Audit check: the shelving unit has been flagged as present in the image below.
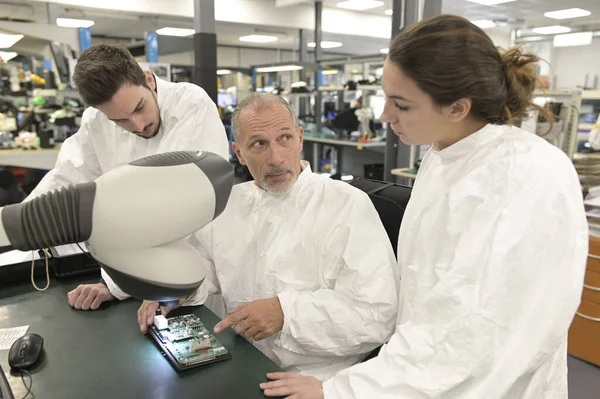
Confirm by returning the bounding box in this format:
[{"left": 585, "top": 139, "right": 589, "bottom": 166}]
[{"left": 532, "top": 89, "right": 582, "bottom": 160}]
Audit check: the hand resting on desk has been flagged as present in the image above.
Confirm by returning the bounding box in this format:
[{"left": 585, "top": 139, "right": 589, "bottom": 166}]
[{"left": 68, "top": 283, "right": 115, "bottom": 310}]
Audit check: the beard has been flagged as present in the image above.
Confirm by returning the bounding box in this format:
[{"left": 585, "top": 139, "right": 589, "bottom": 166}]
[
  {"left": 132, "top": 117, "right": 162, "bottom": 139},
  {"left": 132, "top": 94, "right": 161, "bottom": 139},
  {"left": 260, "top": 166, "right": 298, "bottom": 195}
]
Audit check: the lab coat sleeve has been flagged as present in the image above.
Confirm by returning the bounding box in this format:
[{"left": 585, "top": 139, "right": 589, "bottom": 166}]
[
  {"left": 276, "top": 193, "right": 399, "bottom": 357},
  {"left": 25, "top": 111, "right": 102, "bottom": 200},
  {"left": 159, "top": 85, "right": 230, "bottom": 161},
  {"left": 181, "top": 227, "right": 222, "bottom": 307},
  {"left": 322, "top": 163, "right": 588, "bottom": 398},
  {"left": 101, "top": 267, "right": 131, "bottom": 301}
]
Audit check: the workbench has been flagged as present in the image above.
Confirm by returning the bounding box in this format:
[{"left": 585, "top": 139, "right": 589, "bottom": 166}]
[
  {"left": 303, "top": 134, "right": 386, "bottom": 175},
  {"left": 0, "top": 148, "right": 59, "bottom": 170},
  {"left": 0, "top": 275, "right": 283, "bottom": 399}
]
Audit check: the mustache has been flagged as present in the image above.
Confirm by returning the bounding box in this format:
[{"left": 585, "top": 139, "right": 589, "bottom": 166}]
[
  {"left": 133, "top": 123, "right": 154, "bottom": 134},
  {"left": 263, "top": 167, "right": 293, "bottom": 177}
]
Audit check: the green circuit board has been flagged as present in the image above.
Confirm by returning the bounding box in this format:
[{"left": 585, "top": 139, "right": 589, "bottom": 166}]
[{"left": 149, "top": 314, "right": 231, "bottom": 370}]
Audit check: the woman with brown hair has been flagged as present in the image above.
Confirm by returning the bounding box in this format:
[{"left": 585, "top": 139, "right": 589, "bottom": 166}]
[{"left": 260, "top": 14, "right": 588, "bottom": 399}]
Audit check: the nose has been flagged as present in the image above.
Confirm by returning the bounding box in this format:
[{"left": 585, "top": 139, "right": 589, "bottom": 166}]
[
  {"left": 380, "top": 100, "right": 397, "bottom": 124},
  {"left": 267, "top": 144, "right": 285, "bottom": 167},
  {"left": 131, "top": 114, "right": 146, "bottom": 132}
]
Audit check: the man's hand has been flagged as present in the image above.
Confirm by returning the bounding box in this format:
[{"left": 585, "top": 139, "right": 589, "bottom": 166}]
[
  {"left": 137, "top": 299, "right": 184, "bottom": 334},
  {"left": 260, "top": 372, "right": 324, "bottom": 399},
  {"left": 67, "top": 283, "right": 115, "bottom": 310},
  {"left": 214, "top": 297, "right": 284, "bottom": 341}
]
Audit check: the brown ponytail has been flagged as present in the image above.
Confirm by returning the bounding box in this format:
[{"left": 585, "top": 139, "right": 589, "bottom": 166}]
[{"left": 501, "top": 46, "right": 553, "bottom": 130}]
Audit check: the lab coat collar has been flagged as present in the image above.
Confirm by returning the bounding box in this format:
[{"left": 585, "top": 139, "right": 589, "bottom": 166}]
[
  {"left": 155, "top": 75, "right": 168, "bottom": 118},
  {"left": 432, "top": 123, "right": 509, "bottom": 162}
]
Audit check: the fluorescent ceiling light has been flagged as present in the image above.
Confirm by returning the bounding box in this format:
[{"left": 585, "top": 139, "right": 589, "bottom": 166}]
[
  {"left": 380, "top": 48, "right": 389, "bottom": 54},
  {"left": 322, "top": 69, "right": 339, "bottom": 75},
  {"left": 56, "top": 18, "right": 94, "bottom": 28},
  {"left": 532, "top": 25, "right": 571, "bottom": 34},
  {"left": 0, "top": 33, "right": 23, "bottom": 49},
  {"left": 217, "top": 69, "right": 232, "bottom": 75},
  {"left": 466, "top": 0, "right": 516, "bottom": 5},
  {"left": 307, "top": 41, "right": 343, "bottom": 48},
  {"left": 239, "top": 35, "right": 278, "bottom": 43},
  {"left": 471, "top": 19, "right": 496, "bottom": 29},
  {"left": 553, "top": 31, "right": 593, "bottom": 47},
  {"left": 385, "top": 9, "right": 393, "bottom": 15},
  {"left": 156, "top": 27, "right": 194, "bottom": 36},
  {"left": 255, "top": 65, "right": 303, "bottom": 73},
  {"left": 0, "top": 51, "right": 18, "bottom": 61},
  {"left": 544, "top": 8, "right": 591, "bottom": 20},
  {"left": 337, "top": 0, "right": 384, "bottom": 11}
]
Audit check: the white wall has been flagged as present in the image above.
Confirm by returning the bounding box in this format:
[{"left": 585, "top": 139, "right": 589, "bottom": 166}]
[
  {"left": 485, "top": 28, "right": 511, "bottom": 49},
  {"left": 521, "top": 38, "right": 600, "bottom": 89},
  {"left": 522, "top": 40, "right": 554, "bottom": 77},
  {"left": 552, "top": 38, "right": 600, "bottom": 89},
  {"left": 159, "top": 46, "right": 316, "bottom": 68}
]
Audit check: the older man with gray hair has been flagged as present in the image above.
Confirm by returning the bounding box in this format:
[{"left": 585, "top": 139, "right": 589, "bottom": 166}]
[{"left": 123, "top": 92, "right": 399, "bottom": 380}]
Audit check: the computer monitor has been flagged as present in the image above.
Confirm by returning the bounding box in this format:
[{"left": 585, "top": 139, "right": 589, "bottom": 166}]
[
  {"left": 217, "top": 92, "right": 234, "bottom": 108},
  {"left": 49, "top": 42, "right": 71, "bottom": 84},
  {"left": 323, "top": 102, "right": 337, "bottom": 121}
]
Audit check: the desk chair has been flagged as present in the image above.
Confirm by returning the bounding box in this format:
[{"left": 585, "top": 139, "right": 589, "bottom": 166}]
[
  {"left": 348, "top": 177, "right": 412, "bottom": 362},
  {"left": 224, "top": 124, "right": 252, "bottom": 183},
  {"left": 348, "top": 178, "right": 412, "bottom": 257}
]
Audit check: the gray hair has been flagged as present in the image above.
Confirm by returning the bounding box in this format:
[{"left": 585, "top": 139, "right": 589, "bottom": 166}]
[{"left": 231, "top": 93, "right": 299, "bottom": 141}]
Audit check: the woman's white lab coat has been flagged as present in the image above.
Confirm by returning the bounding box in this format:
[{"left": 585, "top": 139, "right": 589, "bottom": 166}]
[{"left": 323, "top": 124, "right": 588, "bottom": 398}]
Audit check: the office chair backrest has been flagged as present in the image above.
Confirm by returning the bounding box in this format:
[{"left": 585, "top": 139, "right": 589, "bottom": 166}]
[{"left": 349, "top": 177, "right": 412, "bottom": 256}]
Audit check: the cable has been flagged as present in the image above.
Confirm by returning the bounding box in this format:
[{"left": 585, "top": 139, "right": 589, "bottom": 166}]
[
  {"left": 75, "top": 242, "right": 95, "bottom": 261},
  {"left": 20, "top": 369, "right": 32, "bottom": 399},
  {"left": 30, "top": 249, "right": 50, "bottom": 291}
]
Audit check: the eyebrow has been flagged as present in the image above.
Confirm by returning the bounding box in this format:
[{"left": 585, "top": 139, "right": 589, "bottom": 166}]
[
  {"left": 109, "top": 98, "right": 144, "bottom": 122},
  {"left": 247, "top": 128, "right": 294, "bottom": 142},
  {"left": 388, "top": 95, "right": 413, "bottom": 103}
]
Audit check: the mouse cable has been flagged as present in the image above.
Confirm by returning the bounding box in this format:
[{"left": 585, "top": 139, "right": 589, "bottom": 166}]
[
  {"left": 20, "top": 369, "right": 32, "bottom": 399},
  {"left": 30, "top": 249, "right": 50, "bottom": 291}
]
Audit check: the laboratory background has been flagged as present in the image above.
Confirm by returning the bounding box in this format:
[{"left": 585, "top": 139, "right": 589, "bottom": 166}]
[{"left": 0, "top": 0, "right": 599, "bottom": 398}]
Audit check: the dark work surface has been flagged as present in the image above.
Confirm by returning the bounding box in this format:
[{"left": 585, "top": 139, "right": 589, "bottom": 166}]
[{"left": 0, "top": 275, "right": 282, "bottom": 399}]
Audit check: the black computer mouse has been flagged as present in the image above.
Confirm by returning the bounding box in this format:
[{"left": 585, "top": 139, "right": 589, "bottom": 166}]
[{"left": 8, "top": 333, "right": 44, "bottom": 370}]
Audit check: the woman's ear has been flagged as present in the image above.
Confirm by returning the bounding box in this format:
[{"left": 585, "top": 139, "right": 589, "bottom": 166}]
[{"left": 445, "top": 98, "right": 472, "bottom": 123}]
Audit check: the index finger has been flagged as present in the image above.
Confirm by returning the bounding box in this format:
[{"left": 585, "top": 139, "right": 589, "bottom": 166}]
[
  {"left": 214, "top": 309, "right": 249, "bottom": 333},
  {"left": 266, "top": 372, "right": 301, "bottom": 380}
]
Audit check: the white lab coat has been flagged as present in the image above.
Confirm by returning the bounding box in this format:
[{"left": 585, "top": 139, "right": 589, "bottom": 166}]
[
  {"left": 105, "top": 161, "right": 399, "bottom": 380},
  {"left": 26, "top": 76, "right": 229, "bottom": 199},
  {"left": 323, "top": 124, "right": 588, "bottom": 398}
]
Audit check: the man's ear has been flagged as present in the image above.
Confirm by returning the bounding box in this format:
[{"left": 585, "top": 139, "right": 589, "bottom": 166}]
[
  {"left": 232, "top": 142, "right": 246, "bottom": 166},
  {"left": 298, "top": 127, "right": 304, "bottom": 152},
  {"left": 144, "top": 71, "right": 155, "bottom": 90},
  {"left": 445, "top": 98, "right": 472, "bottom": 123}
]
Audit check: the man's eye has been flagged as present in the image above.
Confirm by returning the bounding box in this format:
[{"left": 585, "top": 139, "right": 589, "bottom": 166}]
[{"left": 252, "top": 141, "right": 264, "bottom": 148}]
